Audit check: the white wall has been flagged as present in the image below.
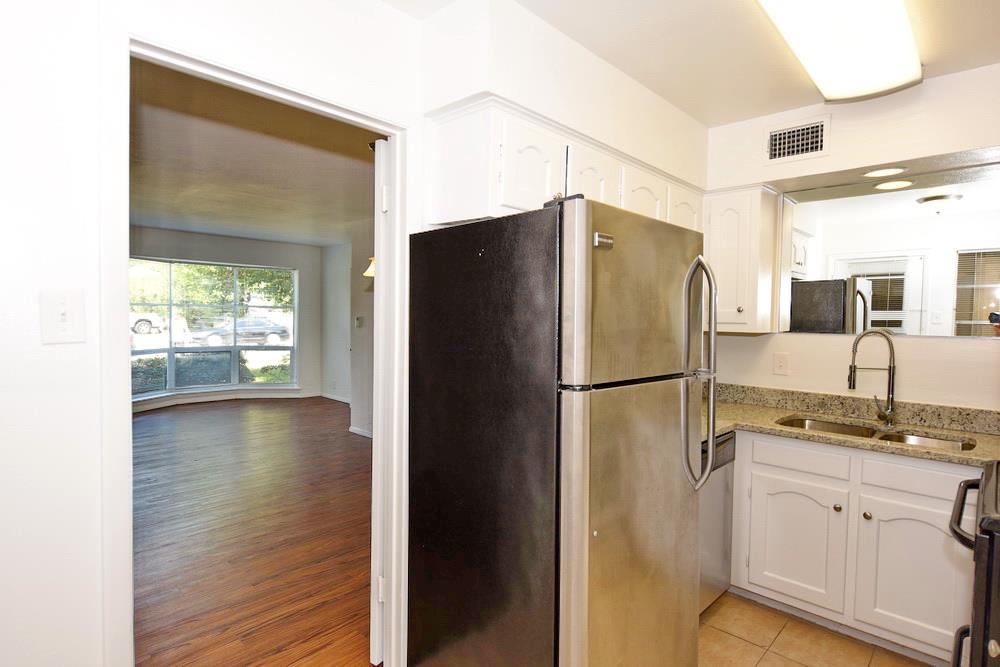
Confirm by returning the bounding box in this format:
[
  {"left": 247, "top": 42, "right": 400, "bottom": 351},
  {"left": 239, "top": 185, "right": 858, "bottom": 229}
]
[
  {"left": 421, "top": 0, "right": 708, "bottom": 189},
  {"left": 322, "top": 244, "right": 353, "bottom": 403},
  {"left": 130, "top": 227, "right": 325, "bottom": 398},
  {"left": 708, "top": 62, "right": 1000, "bottom": 190},
  {"left": 0, "top": 0, "right": 119, "bottom": 663},
  {"left": 350, "top": 226, "right": 376, "bottom": 436},
  {"left": 716, "top": 332, "right": 1000, "bottom": 410}
]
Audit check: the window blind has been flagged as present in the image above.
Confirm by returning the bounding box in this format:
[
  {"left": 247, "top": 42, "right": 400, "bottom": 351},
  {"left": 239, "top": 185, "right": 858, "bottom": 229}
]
[{"left": 954, "top": 249, "right": 1000, "bottom": 336}]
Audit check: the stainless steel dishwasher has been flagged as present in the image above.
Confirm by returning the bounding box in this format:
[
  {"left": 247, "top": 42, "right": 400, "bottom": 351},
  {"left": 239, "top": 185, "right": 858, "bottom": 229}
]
[{"left": 699, "top": 430, "right": 735, "bottom": 613}]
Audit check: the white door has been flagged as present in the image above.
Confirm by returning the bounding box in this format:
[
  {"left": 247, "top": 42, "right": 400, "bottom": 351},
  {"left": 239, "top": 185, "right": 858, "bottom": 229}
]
[
  {"left": 621, "top": 165, "right": 668, "bottom": 221},
  {"left": 497, "top": 116, "right": 567, "bottom": 212},
  {"left": 668, "top": 182, "right": 702, "bottom": 232},
  {"left": 566, "top": 144, "right": 621, "bottom": 206},
  {"left": 748, "top": 471, "right": 849, "bottom": 613},
  {"left": 705, "top": 191, "right": 753, "bottom": 326},
  {"left": 853, "top": 493, "right": 975, "bottom": 651}
]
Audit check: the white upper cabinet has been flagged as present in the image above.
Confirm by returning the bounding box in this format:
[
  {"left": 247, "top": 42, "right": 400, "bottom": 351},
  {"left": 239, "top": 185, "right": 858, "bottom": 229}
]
[
  {"left": 704, "top": 187, "right": 778, "bottom": 333},
  {"left": 423, "top": 99, "right": 705, "bottom": 230},
  {"left": 565, "top": 143, "right": 621, "bottom": 206},
  {"left": 621, "top": 164, "right": 669, "bottom": 221},
  {"left": 790, "top": 228, "right": 810, "bottom": 279},
  {"left": 668, "top": 182, "right": 702, "bottom": 232},
  {"left": 497, "top": 116, "right": 567, "bottom": 213}
]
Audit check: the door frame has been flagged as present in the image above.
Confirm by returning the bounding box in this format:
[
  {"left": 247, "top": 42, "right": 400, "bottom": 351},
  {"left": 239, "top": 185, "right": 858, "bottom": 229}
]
[{"left": 105, "top": 39, "right": 408, "bottom": 666}]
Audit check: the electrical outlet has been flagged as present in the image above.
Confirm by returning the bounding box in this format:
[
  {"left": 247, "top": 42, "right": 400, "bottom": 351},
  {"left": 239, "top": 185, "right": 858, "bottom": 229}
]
[
  {"left": 772, "top": 352, "right": 790, "bottom": 376},
  {"left": 39, "top": 289, "right": 86, "bottom": 344}
]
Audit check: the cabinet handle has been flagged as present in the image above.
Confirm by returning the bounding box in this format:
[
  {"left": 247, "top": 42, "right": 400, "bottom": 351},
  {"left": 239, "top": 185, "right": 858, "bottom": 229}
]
[
  {"left": 736, "top": 306, "right": 744, "bottom": 313},
  {"left": 833, "top": 504, "right": 842, "bottom": 512},
  {"left": 863, "top": 511, "right": 873, "bottom": 520}
]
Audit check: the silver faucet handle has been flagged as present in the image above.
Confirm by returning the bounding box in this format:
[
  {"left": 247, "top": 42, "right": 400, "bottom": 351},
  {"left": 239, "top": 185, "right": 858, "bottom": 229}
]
[{"left": 873, "top": 394, "right": 887, "bottom": 417}]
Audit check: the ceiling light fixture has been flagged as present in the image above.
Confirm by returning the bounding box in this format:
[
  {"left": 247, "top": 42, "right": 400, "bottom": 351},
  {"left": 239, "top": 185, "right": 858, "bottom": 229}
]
[
  {"left": 864, "top": 167, "right": 907, "bottom": 178},
  {"left": 756, "top": 0, "right": 922, "bottom": 101},
  {"left": 874, "top": 180, "right": 913, "bottom": 191}
]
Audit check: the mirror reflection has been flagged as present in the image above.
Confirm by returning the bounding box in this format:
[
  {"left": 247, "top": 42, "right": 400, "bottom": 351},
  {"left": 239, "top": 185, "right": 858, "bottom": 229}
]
[{"left": 783, "top": 165, "right": 1000, "bottom": 337}]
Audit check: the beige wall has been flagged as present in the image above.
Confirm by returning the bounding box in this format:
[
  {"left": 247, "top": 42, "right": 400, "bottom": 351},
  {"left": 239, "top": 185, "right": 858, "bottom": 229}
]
[
  {"left": 322, "top": 244, "right": 353, "bottom": 404},
  {"left": 129, "top": 226, "right": 325, "bottom": 400},
  {"left": 350, "top": 225, "right": 376, "bottom": 436}
]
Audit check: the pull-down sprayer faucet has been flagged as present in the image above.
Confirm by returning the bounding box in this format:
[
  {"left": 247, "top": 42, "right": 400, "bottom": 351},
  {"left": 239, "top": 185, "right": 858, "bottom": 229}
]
[{"left": 848, "top": 329, "right": 896, "bottom": 428}]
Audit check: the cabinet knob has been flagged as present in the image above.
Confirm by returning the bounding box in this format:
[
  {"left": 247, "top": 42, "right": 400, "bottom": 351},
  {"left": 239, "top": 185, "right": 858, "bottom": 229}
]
[
  {"left": 833, "top": 504, "right": 842, "bottom": 512},
  {"left": 863, "top": 511, "right": 873, "bottom": 521},
  {"left": 736, "top": 306, "right": 744, "bottom": 313}
]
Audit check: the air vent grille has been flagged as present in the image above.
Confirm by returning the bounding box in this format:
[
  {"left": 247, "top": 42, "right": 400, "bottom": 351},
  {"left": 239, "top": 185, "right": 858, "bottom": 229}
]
[{"left": 768, "top": 121, "right": 825, "bottom": 160}]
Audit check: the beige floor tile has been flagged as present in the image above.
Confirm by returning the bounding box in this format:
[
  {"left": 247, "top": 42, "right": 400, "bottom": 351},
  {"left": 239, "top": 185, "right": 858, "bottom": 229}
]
[
  {"left": 698, "top": 625, "right": 766, "bottom": 666},
  {"left": 700, "top": 593, "right": 790, "bottom": 647},
  {"left": 869, "top": 647, "right": 931, "bottom": 666},
  {"left": 758, "top": 652, "right": 806, "bottom": 667},
  {"left": 769, "top": 619, "right": 875, "bottom": 667}
]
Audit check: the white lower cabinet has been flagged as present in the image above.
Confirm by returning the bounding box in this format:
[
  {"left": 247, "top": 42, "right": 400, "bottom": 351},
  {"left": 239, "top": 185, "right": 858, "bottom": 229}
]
[
  {"left": 748, "top": 471, "right": 849, "bottom": 613},
  {"left": 732, "top": 431, "right": 978, "bottom": 661},
  {"left": 853, "top": 491, "right": 975, "bottom": 652}
]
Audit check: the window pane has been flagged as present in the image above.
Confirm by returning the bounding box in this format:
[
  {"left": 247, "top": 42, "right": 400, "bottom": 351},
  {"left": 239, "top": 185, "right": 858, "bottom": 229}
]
[
  {"left": 131, "top": 353, "right": 167, "bottom": 395},
  {"left": 172, "top": 263, "right": 234, "bottom": 305},
  {"left": 238, "top": 268, "right": 294, "bottom": 309},
  {"left": 236, "top": 308, "right": 293, "bottom": 346},
  {"left": 129, "top": 259, "right": 169, "bottom": 304},
  {"left": 175, "top": 351, "right": 232, "bottom": 387},
  {"left": 129, "top": 305, "right": 169, "bottom": 351},
  {"left": 239, "top": 350, "right": 292, "bottom": 384},
  {"left": 173, "top": 306, "right": 235, "bottom": 348}
]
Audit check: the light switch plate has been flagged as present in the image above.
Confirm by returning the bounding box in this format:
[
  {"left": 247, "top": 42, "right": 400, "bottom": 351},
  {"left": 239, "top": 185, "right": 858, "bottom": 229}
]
[
  {"left": 39, "top": 289, "right": 86, "bottom": 344},
  {"left": 772, "top": 352, "right": 790, "bottom": 376}
]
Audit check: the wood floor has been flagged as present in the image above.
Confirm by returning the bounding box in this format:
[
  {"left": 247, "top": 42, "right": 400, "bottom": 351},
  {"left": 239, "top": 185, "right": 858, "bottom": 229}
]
[{"left": 133, "top": 397, "right": 373, "bottom": 666}]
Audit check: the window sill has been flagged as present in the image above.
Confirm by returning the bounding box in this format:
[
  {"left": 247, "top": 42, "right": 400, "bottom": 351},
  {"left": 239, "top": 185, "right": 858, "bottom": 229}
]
[{"left": 132, "top": 384, "right": 305, "bottom": 412}]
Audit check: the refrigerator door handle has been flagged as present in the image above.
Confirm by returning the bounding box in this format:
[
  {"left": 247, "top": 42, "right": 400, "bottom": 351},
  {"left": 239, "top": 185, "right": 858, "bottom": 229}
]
[{"left": 681, "top": 255, "right": 718, "bottom": 491}]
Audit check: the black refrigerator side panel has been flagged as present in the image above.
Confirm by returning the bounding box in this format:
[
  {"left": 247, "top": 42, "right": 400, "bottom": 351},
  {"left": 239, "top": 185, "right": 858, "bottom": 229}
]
[
  {"left": 408, "top": 208, "right": 560, "bottom": 667},
  {"left": 790, "top": 279, "right": 848, "bottom": 333}
]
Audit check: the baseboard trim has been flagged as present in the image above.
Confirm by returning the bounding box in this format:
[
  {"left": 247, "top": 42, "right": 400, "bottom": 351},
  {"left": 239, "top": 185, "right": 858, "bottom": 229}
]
[
  {"left": 349, "top": 426, "right": 373, "bottom": 439},
  {"left": 321, "top": 393, "right": 352, "bottom": 405}
]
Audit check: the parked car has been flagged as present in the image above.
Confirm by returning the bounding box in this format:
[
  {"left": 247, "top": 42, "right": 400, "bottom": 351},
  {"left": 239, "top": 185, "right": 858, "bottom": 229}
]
[
  {"left": 129, "top": 311, "right": 164, "bottom": 334},
  {"left": 190, "top": 317, "right": 291, "bottom": 346}
]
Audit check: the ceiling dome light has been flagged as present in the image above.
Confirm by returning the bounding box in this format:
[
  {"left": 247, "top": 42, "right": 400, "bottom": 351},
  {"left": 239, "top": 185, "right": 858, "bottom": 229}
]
[
  {"left": 757, "top": 0, "right": 922, "bottom": 101},
  {"left": 864, "top": 167, "right": 907, "bottom": 178},
  {"left": 874, "top": 180, "right": 914, "bottom": 191}
]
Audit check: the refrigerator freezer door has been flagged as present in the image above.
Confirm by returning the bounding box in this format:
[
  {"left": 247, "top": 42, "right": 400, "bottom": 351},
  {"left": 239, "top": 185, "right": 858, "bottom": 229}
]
[
  {"left": 561, "top": 199, "right": 704, "bottom": 386},
  {"left": 560, "top": 378, "right": 701, "bottom": 666},
  {"left": 408, "top": 208, "right": 560, "bottom": 667}
]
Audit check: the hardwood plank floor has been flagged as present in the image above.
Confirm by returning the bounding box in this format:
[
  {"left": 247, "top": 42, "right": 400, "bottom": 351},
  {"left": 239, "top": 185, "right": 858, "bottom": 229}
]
[{"left": 133, "top": 397, "right": 372, "bottom": 666}]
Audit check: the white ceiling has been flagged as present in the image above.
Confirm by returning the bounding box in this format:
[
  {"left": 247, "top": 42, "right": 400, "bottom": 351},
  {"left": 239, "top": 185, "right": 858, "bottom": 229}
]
[
  {"left": 399, "top": 0, "right": 1000, "bottom": 126},
  {"left": 131, "top": 61, "right": 383, "bottom": 246}
]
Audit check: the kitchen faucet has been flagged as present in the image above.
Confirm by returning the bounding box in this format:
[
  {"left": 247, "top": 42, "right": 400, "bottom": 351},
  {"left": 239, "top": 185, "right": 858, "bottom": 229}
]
[{"left": 848, "top": 329, "right": 896, "bottom": 428}]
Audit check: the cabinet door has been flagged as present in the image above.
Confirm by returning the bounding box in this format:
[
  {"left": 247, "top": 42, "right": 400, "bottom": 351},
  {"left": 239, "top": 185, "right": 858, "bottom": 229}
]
[
  {"left": 498, "top": 116, "right": 568, "bottom": 213},
  {"left": 705, "top": 191, "right": 753, "bottom": 326},
  {"left": 668, "top": 182, "right": 702, "bottom": 232},
  {"left": 748, "top": 471, "right": 849, "bottom": 613},
  {"left": 621, "top": 165, "right": 668, "bottom": 221},
  {"left": 853, "top": 493, "right": 974, "bottom": 651},
  {"left": 566, "top": 144, "right": 621, "bottom": 206}
]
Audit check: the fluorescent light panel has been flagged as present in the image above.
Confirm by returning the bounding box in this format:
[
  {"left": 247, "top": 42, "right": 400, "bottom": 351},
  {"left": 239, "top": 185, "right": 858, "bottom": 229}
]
[{"left": 758, "top": 0, "right": 922, "bottom": 101}]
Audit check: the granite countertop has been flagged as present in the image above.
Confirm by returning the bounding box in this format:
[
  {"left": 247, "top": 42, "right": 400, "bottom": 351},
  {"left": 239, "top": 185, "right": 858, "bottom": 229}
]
[{"left": 703, "top": 400, "right": 1000, "bottom": 467}]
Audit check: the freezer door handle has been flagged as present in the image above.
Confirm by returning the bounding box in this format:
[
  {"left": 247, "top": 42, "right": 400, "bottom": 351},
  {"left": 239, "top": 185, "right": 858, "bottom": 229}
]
[{"left": 681, "top": 255, "right": 718, "bottom": 491}]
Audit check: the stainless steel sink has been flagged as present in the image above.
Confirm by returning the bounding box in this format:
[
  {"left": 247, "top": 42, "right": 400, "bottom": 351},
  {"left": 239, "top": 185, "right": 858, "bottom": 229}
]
[
  {"left": 776, "top": 415, "right": 977, "bottom": 451},
  {"left": 775, "top": 417, "right": 878, "bottom": 438},
  {"left": 876, "top": 431, "right": 976, "bottom": 451}
]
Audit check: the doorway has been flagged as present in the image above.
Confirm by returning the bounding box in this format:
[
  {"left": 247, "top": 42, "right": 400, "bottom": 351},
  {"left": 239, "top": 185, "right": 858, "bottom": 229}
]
[{"left": 127, "top": 51, "right": 396, "bottom": 665}]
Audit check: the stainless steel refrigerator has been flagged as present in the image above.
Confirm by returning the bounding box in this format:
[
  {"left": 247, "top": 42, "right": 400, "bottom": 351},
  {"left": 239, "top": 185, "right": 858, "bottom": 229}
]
[{"left": 408, "top": 197, "right": 720, "bottom": 666}]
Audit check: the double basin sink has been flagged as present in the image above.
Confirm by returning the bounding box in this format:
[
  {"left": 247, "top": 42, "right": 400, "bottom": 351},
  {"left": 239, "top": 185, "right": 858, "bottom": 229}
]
[{"left": 776, "top": 416, "right": 976, "bottom": 452}]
